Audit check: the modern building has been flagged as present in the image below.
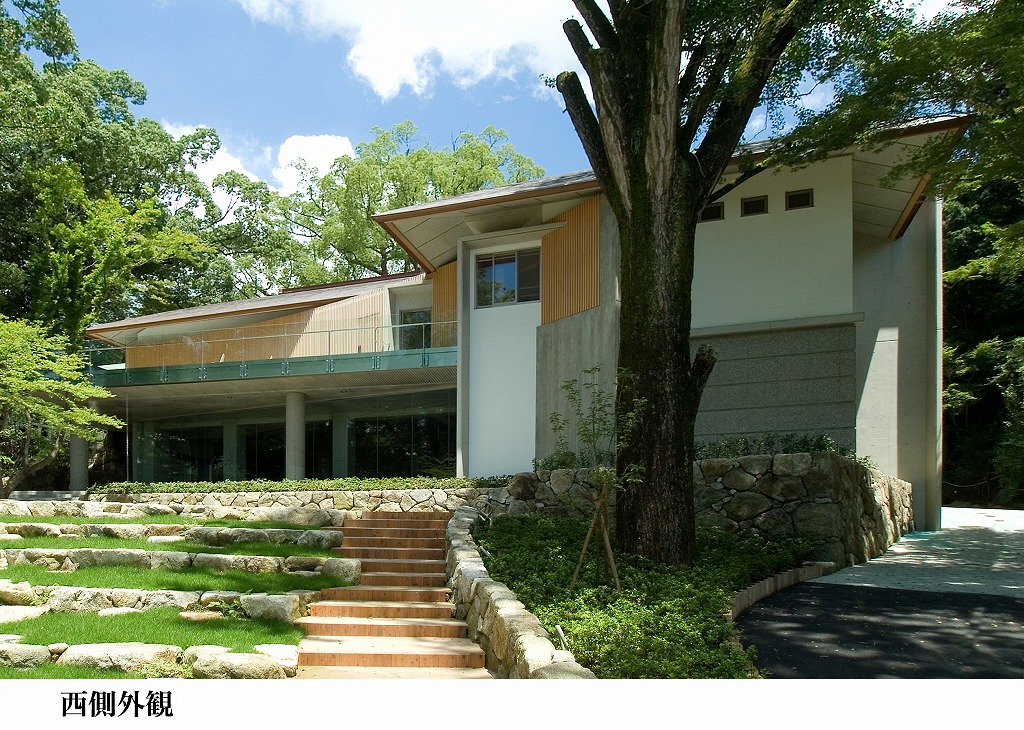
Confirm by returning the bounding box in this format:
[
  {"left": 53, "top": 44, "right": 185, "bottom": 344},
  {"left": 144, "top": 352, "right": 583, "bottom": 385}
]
[{"left": 81, "top": 119, "right": 955, "bottom": 529}]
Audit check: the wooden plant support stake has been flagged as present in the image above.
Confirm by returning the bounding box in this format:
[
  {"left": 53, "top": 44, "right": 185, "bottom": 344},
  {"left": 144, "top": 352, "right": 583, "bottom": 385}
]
[{"left": 568, "top": 480, "right": 620, "bottom": 593}]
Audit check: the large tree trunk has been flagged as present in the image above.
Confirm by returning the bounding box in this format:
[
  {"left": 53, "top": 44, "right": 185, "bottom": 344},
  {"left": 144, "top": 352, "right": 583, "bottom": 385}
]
[{"left": 613, "top": 180, "right": 714, "bottom": 564}]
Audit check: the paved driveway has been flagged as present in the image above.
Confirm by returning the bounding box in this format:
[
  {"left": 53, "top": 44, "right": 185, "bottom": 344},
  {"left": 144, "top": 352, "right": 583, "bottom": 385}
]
[{"left": 735, "top": 507, "right": 1024, "bottom": 678}]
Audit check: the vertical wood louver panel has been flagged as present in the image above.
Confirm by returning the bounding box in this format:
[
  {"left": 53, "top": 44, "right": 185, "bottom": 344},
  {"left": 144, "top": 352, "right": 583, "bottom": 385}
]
[
  {"left": 431, "top": 262, "right": 458, "bottom": 347},
  {"left": 541, "top": 196, "right": 601, "bottom": 325}
]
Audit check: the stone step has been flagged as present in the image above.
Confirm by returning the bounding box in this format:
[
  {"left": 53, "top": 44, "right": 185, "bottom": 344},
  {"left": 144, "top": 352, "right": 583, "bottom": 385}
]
[
  {"left": 359, "top": 558, "right": 447, "bottom": 574},
  {"left": 309, "top": 600, "right": 456, "bottom": 620},
  {"left": 342, "top": 536, "right": 447, "bottom": 549},
  {"left": 358, "top": 510, "right": 453, "bottom": 521},
  {"left": 360, "top": 571, "right": 448, "bottom": 587},
  {"left": 296, "top": 665, "right": 492, "bottom": 679},
  {"left": 334, "top": 546, "right": 445, "bottom": 560},
  {"left": 297, "top": 615, "right": 467, "bottom": 638},
  {"left": 322, "top": 585, "right": 451, "bottom": 603},
  {"left": 357, "top": 519, "right": 451, "bottom": 530},
  {"left": 297, "top": 636, "right": 485, "bottom": 668},
  {"left": 342, "top": 526, "right": 448, "bottom": 539}
]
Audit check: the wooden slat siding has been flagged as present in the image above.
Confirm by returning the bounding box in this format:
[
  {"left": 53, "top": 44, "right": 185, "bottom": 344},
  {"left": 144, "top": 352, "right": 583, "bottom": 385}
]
[
  {"left": 431, "top": 262, "right": 458, "bottom": 347},
  {"left": 123, "top": 290, "right": 388, "bottom": 367},
  {"left": 541, "top": 196, "right": 601, "bottom": 325}
]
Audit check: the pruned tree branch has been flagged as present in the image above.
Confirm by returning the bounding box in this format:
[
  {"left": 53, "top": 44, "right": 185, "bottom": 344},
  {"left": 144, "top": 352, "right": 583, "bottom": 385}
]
[
  {"left": 563, "top": 19, "right": 597, "bottom": 72},
  {"left": 571, "top": 0, "right": 619, "bottom": 52},
  {"left": 555, "top": 70, "right": 624, "bottom": 217},
  {"left": 707, "top": 167, "right": 766, "bottom": 203},
  {"left": 691, "top": 346, "right": 717, "bottom": 400}
]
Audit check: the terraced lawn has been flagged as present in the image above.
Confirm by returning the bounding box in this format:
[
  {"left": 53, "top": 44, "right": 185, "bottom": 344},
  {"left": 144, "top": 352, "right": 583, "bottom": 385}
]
[
  {"left": 4, "top": 536, "right": 334, "bottom": 558},
  {"left": 0, "top": 607, "right": 303, "bottom": 678},
  {"left": 1, "top": 564, "right": 345, "bottom": 593}
]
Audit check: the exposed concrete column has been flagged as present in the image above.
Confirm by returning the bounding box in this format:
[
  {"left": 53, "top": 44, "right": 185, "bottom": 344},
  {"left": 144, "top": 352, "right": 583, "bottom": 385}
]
[
  {"left": 285, "top": 392, "right": 306, "bottom": 480},
  {"left": 223, "top": 421, "right": 238, "bottom": 481},
  {"left": 69, "top": 434, "right": 90, "bottom": 491},
  {"left": 332, "top": 414, "right": 349, "bottom": 478}
]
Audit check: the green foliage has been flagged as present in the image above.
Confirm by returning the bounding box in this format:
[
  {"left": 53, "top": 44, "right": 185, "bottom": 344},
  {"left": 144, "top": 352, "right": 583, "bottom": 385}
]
[
  {"left": 473, "top": 514, "right": 813, "bottom": 678},
  {"left": 211, "top": 121, "right": 545, "bottom": 290},
  {"left": 0, "top": 664, "right": 147, "bottom": 680},
  {"left": 0, "top": 563, "right": 346, "bottom": 593},
  {"left": 89, "top": 475, "right": 482, "bottom": 494},
  {"left": 696, "top": 432, "right": 863, "bottom": 463},
  {"left": 535, "top": 367, "right": 641, "bottom": 485},
  {"left": 942, "top": 181, "right": 1024, "bottom": 503},
  {"left": 0, "top": 316, "right": 121, "bottom": 497}
]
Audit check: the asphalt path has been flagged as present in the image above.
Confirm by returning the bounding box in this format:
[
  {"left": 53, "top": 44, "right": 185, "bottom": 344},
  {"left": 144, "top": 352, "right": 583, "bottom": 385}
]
[{"left": 736, "top": 507, "right": 1024, "bottom": 679}]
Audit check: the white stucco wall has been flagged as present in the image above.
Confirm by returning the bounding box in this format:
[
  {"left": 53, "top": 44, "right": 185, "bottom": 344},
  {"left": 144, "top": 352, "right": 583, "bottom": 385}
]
[
  {"left": 693, "top": 155, "right": 854, "bottom": 328},
  {"left": 464, "top": 244, "right": 541, "bottom": 477}
]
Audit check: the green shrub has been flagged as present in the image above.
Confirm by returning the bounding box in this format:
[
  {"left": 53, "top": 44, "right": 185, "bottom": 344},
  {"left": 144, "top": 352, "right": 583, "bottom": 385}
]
[
  {"left": 473, "top": 514, "right": 813, "bottom": 678},
  {"left": 89, "top": 476, "right": 482, "bottom": 494},
  {"left": 696, "top": 432, "right": 874, "bottom": 466}
]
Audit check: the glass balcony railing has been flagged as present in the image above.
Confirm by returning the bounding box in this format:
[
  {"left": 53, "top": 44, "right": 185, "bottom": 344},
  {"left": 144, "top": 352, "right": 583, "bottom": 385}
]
[{"left": 85, "top": 320, "right": 457, "bottom": 388}]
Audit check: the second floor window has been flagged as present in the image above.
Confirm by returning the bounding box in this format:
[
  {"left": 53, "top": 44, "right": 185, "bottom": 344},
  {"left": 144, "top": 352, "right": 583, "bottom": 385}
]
[{"left": 476, "top": 248, "right": 541, "bottom": 307}]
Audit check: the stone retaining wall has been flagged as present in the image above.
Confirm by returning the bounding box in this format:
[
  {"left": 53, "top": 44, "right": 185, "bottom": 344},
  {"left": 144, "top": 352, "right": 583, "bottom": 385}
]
[
  {"left": 0, "top": 547, "right": 359, "bottom": 581},
  {"left": 0, "top": 579, "right": 320, "bottom": 622},
  {"left": 445, "top": 507, "right": 594, "bottom": 679},
  {"left": 489, "top": 454, "right": 913, "bottom": 566}
]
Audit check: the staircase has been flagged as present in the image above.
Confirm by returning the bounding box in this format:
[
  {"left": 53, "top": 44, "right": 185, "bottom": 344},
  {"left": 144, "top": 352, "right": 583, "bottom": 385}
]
[{"left": 296, "top": 510, "right": 490, "bottom": 678}]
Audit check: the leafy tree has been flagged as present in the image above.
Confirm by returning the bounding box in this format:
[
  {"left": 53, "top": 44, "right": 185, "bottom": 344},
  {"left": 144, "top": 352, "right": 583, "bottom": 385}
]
[
  {"left": 554, "top": 0, "right": 917, "bottom": 564},
  {"left": 0, "top": 316, "right": 120, "bottom": 498},
  {"left": 783, "top": 0, "right": 1023, "bottom": 255},
  {"left": 0, "top": 1, "right": 222, "bottom": 340},
  {"left": 942, "top": 181, "right": 1024, "bottom": 502},
  {"left": 217, "top": 122, "right": 545, "bottom": 289}
]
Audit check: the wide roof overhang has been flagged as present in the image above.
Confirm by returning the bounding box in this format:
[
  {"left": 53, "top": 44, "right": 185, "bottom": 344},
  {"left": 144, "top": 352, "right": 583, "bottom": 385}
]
[{"left": 374, "top": 117, "right": 967, "bottom": 273}]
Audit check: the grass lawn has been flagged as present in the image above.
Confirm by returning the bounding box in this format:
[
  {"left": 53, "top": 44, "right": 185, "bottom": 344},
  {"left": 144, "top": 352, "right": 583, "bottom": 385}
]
[
  {"left": 5, "top": 536, "right": 332, "bottom": 558},
  {"left": 0, "top": 514, "right": 323, "bottom": 530},
  {"left": 0, "top": 564, "right": 347, "bottom": 593},
  {"left": 473, "top": 514, "right": 813, "bottom": 679},
  {"left": 0, "top": 607, "right": 303, "bottom": 678}
]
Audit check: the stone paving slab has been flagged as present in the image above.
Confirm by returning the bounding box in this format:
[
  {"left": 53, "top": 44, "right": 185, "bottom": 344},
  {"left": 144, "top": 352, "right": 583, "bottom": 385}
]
[{"left": 812, "top": 507, "right": 1024, "bottom": 598}]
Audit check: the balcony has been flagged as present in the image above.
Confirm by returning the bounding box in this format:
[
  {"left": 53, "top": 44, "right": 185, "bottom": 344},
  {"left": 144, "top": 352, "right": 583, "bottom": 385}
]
[{"left": 86, "top": 321, "right": 457, "bottom": 389}]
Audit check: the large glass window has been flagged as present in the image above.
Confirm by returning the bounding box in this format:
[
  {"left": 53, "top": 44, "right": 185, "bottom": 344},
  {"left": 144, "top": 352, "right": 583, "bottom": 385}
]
[
  {"left": 396, "top": 309, "right": 431, "bottom": 350},
  {"left": 476, "top": 248, "right": 541, "bottom": 307}
]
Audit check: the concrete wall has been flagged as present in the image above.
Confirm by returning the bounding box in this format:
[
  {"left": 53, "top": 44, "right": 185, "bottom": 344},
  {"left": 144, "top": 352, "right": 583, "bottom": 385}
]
[
  {"left": 693, "top": 156, "right": 854, "bottom": 329},
  {"left": 463, "top": 240, "right": 542, "bottom": 477},
  {"left": 692, "top": 322, "right": 859, "bottom": 447},
  {"left": 854, "top": 200, "right": 942, "bottom": 529}
]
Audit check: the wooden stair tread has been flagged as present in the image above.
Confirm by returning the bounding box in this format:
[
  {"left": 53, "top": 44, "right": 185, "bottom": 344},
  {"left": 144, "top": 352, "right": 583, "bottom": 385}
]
[
  {"left": 295, "top": 666, "right": 492, "bottom": 679},
  {"left": 299, "top": 636, "right": 483, "bottom": 657}
]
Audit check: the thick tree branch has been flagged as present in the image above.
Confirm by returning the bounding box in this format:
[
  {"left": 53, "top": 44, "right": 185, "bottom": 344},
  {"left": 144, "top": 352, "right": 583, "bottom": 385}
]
[
  {"left": 707, "top": 167, "right": 766, "bottom": 203},
  {"left": 572, "top": 0, "right": 619, "bottom": 52},
  {"left": 691, "top": 346, "right": 717, "bottom": 400},
  {"left": 644, "top": 0, "right": 686, "bottom": 204},
  {"left": 555, "top": 71, "right": 623, "bottom": 217},
  {"left": 677, "top": 38, "right": 707, "bottom": 102},
  {"left": 696, "top": 0, "right": 822, "bottom": 196},
  {"left": 563, "top": 19, "right": 596, "bottom": 72},
  {"left": 679, "top": 36, "right": 738, "bottom": 151}
]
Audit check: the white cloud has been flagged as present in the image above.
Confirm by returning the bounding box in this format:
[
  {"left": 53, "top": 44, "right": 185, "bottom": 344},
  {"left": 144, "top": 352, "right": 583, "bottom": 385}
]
[
  {"left": 910, "top": 0, "right": 956, "bottom": 20},
  {"left": 272, "top": 134, "right": 355, "bottom": 195},
  {"left": 233, "top": 0, "right": 587, "bottom": 100}
]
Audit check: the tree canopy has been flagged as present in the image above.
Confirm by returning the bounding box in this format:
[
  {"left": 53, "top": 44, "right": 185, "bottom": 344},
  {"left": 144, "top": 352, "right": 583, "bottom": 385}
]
[
  {"left": 554, "top": 0, "right": 943, "bottom": 564},
  {"left": 210, "top": 122, "right": 544, "bottom": 295}
]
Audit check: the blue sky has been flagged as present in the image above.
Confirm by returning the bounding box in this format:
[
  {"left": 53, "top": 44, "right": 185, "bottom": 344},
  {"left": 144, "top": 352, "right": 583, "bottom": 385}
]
[
  {"left": 58, "top": 0, "right": 951, "bottom": 198},
  {"left": 60, "top": 0, "right": 596, "bottom": 194}
]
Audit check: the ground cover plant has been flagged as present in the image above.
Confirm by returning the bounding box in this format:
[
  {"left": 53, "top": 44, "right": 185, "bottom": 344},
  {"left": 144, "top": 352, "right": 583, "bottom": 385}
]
[
  {"left": 1, "top": 564, "right": 345, "bottom": 593},
  {"left": 4, "top": 536, "right": 333, "bottom": 558},
  {"left": 0, "top": 664, "right": 147, "bottom": 679},
  {"left": 473, "top": 514, "right": 813, "bottom": 678}
]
